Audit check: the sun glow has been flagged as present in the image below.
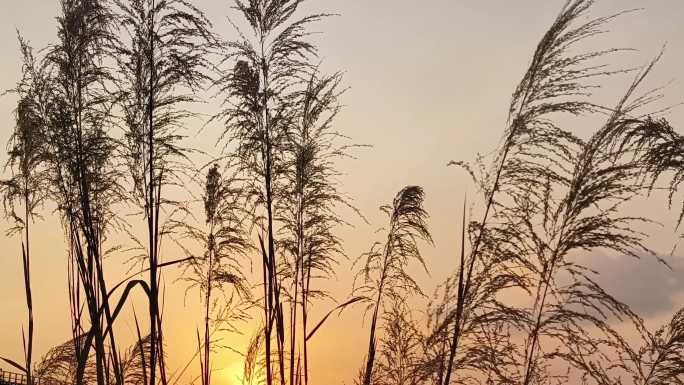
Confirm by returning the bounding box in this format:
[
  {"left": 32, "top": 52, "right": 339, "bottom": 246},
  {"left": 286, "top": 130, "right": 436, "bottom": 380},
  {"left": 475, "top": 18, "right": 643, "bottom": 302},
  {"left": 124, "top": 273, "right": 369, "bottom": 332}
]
[{"left": 217, "top": 360, "right": 245, "bottom": 385}]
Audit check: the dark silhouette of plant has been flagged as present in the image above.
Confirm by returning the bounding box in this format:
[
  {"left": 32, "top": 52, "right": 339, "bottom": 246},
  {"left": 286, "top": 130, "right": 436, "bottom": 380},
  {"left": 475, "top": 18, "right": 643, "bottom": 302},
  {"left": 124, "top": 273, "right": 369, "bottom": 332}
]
[
  {"left": 608, "top": 112, "right": 684, "bottom": 231},
  {"left": 512, "top": 107, "right": 654, "bottom": 385},
  {"left": 354, "top": 186, "right": 432, "bottom": 385},
  {"left": 0, "top": 35, "right": 51, "bottom": 385},
  {"left": 498, "top": 49, "right": 681, "bottom": 385},
  {"left": 31, "top": 333, "right": 154, "bottom": 385},
  {"left": 583, "top": 73, "right": 684, "bottom": 385},
  {"left": 3, "top": 2, "right": 684, "bottom": 385},
  {"left": 44, "top": 1, "right": 126, "bottom": 385},
  {"left": 551, "top": 305, "right": 684, "bottom": 385},
  {"left": 114, "top": 1, "right": 215, "bottom": 384},
  {"left": 213, "top": 2, "right": 333, "bottom": 384},
  {"left": 120, "top": 334, "right": 153, "bottom": 385},
  {"left": 416, "top": 276, "right": 457, "bottom": 385},
  {"left": 174, "top": 164, "right": 252, "bottom": 385},
  {"left": 33, "top": 338, "right": 97, "bottom": 385},
  {"left": 634, "top": 308, "right": 684, "bottom": 385},
  {"left": 420, "top": 208, "right": 523, "bottom": 385},
  {"left": 242, "top": 325, "right": 267, "bottom": 385},
  {"left": 373, "top": 299, "right": 422, "bottom": 385},
  {"left": 443, "top": 1, "right": 664, "bottom": 384},
  {"left": 276, "top": 69, "right": 361, "bottom": 385}
]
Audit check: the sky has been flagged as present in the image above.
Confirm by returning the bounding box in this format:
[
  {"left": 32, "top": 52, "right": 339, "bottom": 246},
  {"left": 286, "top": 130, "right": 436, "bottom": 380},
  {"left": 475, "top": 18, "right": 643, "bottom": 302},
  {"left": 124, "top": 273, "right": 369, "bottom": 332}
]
[{"left": 1, "top": 1, "right": 684, "bottom": 385}]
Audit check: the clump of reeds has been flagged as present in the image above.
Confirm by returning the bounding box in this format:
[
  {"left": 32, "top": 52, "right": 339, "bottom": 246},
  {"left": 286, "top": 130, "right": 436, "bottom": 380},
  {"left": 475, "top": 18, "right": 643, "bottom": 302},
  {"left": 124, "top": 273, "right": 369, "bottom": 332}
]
[
  {"left": 212, "top": 2, "right": 347, "bottom": 384},
  {"left": 353, "top": 185, "right": 432, "bottom": 385},
  {"left": 442, "top": 1, "right": 683, "bottom": 384},
  {"left": 276, "top": 69, "right": 364, "bottom": 385},
  {"left": 44, "top": 1, "right": 125, "bottom": 384},
  {"left": 114, "top": 1, "right": 215, "bottom": 383}
]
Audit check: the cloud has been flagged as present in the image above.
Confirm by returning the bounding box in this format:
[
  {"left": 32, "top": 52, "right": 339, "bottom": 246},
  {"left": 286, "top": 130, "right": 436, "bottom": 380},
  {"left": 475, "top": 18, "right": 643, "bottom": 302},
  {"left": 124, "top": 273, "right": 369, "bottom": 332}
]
[{"left": 574, "top": 253, "right": 684, "bottom": 318}]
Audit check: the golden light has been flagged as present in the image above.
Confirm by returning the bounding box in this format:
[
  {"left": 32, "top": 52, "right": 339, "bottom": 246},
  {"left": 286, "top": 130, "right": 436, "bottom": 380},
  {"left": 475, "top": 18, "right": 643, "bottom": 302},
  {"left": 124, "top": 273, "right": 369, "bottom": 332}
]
[{"left": 217, "top": 360, "right": 245, "bottom": 385}]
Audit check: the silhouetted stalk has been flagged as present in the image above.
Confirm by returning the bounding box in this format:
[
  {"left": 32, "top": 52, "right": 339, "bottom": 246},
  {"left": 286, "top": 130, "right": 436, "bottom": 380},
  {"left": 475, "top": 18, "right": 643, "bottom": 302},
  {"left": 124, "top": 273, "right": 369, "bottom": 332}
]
[
  {"left": 278, "top": 70, "right": 356, "bottom": 385},
  {"left": 444, "top": 1, "right": 636, "bottom": 383},
  {"left": 146, "top": 2, "right": 160, "bottom": 383},
  {"left": 441, "top": 13, "right": 559, "bottom": 385},
  {"left": 115, "top": 1, "right": 214, "bottom": 383},
  {"left": 43, "top": 1, "right": 125, "bottom": 384},
  {"left": 355, "top": 186, "right": 432, "bottom": 385},
  {"left": 581, "top": 59, "right": 684, "bottom": 385},
  {"left": 214, "top": 2, "right": 335, "bottom": 384},
  {"left": 22, "top": 207, "right": 33, "bottom": 385},
  {"left": 520, "top": 232, "right": 569, "bottom": 385},
  {"left": 440, "top": 202, "right": 467, "bottom": 385},
  {"left": 363, "top": 277, "right": 385, "bottom": 385},
  {"left": 175, "top": 164, "right": 251, "bottom": 385},
  {"left": 32, "top": 329, "right": 154, "bottom": 385},
  {"left": 517, "top": 56, "right": 667, "bottom": 385},
  {"left": 2, "top": 40, "right": 50, "bottom": 383},
  {"left": 202, "top": 252, "right": 212, "bottom": 385}
]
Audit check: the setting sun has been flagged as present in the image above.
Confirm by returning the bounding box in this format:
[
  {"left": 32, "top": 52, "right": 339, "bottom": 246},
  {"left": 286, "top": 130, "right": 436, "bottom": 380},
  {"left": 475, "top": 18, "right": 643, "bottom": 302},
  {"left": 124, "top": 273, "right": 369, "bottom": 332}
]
[{"left": 217, "top": 360, "right": 245, "bottom": 385}]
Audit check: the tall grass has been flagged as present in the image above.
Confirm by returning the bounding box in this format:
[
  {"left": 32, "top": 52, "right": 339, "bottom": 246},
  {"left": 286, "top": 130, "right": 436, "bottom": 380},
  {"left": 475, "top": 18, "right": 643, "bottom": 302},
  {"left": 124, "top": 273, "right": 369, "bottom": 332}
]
[
  {"left": 443, "top": 1, "right": 659, "bottom": 383},
  {"left": 374, "top": 299, "right": 422, "bottom": 385},
  {"left": 277, "top": 69, "right": 361, "bottom": 385},
  {"left": 2, "top": 2, "right": 684, "bottom": 385},
  {"left": 45, "top": 2, "right": 124, "bottom": 384},
  {"left": 114, "top": 2, "right": 215, "bottom": 384},
  {"left": 354, "top": 186, "right": 432, "bottom": 385},
  {"left": 174, "top": 164, "right": 251, "bottom": 385},
  {"left": 212, "top": 2, "right": 340, "bottom": 384},
  {"left": 0, "top": 35, "right": 52, "bottom": 385}
]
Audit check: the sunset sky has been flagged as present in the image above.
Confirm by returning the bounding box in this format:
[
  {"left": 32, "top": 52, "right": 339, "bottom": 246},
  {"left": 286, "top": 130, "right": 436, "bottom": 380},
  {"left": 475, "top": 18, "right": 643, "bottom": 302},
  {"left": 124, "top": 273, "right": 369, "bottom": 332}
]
[{"left": 1, "top": 1, "right": 684, "bottom": 385}]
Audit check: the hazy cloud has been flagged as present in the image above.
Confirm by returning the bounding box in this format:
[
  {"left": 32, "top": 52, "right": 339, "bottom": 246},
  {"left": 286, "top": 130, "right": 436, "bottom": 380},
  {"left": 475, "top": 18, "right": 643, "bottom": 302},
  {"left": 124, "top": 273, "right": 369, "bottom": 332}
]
[{"left": 575, "top": 253, "right": 684, "bottom": 318}]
